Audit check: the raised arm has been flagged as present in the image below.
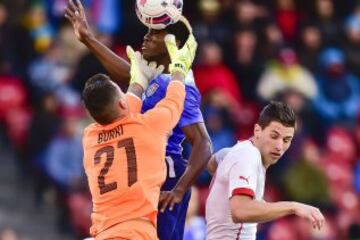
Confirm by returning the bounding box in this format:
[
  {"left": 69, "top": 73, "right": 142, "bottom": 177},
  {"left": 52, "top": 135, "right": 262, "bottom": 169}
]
[
  {"left": 143, "top": 33, "right": 198, "bottom": 134},
  {"left": 65, "top": 0, "right": 130, "bottom": 83},
  {"left": 126, "top": 46, "right": 164, "bottom": 98}
]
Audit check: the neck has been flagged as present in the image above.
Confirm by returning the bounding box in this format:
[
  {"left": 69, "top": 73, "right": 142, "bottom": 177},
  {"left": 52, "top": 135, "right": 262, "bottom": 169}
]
[
  {"left": 114, "top": 110, "right": 128, "bottom": 121},
  {"left": 153, "top": 54, "right": 171, "bottom": 73},
  {"left": 250, "top": 137, "right": 270, "bottom": 169},
  {"left": 104, "top": 109, "right": 128, "bottom": 125}
]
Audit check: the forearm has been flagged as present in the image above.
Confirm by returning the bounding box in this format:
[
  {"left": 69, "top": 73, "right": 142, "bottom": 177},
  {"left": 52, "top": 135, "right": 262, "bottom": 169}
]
[
  {"left": 170, "top": 72, "right": 185, "bottom": 83},
  {"left": 160, "top": 80, "right": 186, "bottom": 110},
  {"left": 83, "top": 36, "right": 130, "bottom": 83},
  {"left": 174, "top": 139, "right": 212, "bottom": 193},
  {"left": 232, "top": 200, "right": 295, "bottom": 223}
]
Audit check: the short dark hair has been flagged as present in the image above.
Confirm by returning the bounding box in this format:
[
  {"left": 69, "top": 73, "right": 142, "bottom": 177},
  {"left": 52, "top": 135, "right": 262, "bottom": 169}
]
[
  {"left": 82, "top": 73, "right": 119, "bottom": 124},
  {"left": 257, "top": 101, "right": 296, "bottom": 129},
  {"left": 165, "top": 20, "right": 190, "bottom": 48}
]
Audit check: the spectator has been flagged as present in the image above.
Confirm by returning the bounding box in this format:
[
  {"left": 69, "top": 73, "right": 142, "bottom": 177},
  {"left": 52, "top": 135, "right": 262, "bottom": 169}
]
[
  {"left": 203, "top": 105, "right": 236, "bottom": 152},
  {"left": 257, "top": 47, "right": 318, "bottom": 100},
  {"left": 229, "top": 27, "right": 264, "bottom": 101},
  {"left": 194, "top": 40, "right": 242, "bottom": 104},
  {"left": 233, "top": 0, "right": 266, "bottom": 31},
  {"left": 45, "top": 115, "right": 84, "bottom": 193},
  {"left": 28, "top": 42, "right": 71, "bottom": 93},
  {"left": 275, "top": 0, "right": 301, "bottom": 42},
  {"left": 261, "top": 22, "right": 284, "bottom": 58},
  {"left": 312, "top": 0, "right": 342, "bottom": 46},
  {"left": 23, "top": 3, "right": 54, "bottom": 53},
  {"left": 281, "top": 90, "right": 325, "bottom": 144},
  {"left": 26, "top": 92, "right": 61, "bottom": 206},
  {"left": 297, "top": 23, "right": 323, "bottom": 73},
  {"left": 45, "top": 114, "right": 85, "bottom": 233},
  {"left": 284, "top": 148, "right": 331, "bottom": 205},
  {"left": 193, "top": 0, "right": 231, "bottom": 46},
  {"left": 313, "top": 48, "right": 360, "bottom": 127}
]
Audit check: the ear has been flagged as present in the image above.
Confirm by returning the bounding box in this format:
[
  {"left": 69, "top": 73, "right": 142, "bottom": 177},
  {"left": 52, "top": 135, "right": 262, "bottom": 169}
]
[
  {"left": 254, "top": 124, "right": 261, "bottom": 139},
  {"left": 118, "top": 98, "right": 127, "bottom": 110}
]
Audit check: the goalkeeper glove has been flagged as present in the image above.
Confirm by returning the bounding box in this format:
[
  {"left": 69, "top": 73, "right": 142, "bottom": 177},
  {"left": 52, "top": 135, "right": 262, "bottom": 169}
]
[
  {"left": 127, "top": 46, "right": 165, "bottom": 90},
  {"left": 164, "top": 33, "right": 197, "bottom": 77}
]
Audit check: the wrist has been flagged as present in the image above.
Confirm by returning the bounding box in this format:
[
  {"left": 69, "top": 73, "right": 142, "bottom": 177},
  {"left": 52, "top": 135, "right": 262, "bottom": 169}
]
[
  {"left": 131, "top": 79, "right": 148, "bottom": 91},
  {"left": 82, "top": 33, "right": 96, "bottom": 46},
  {"left": 128, "top": 83, "right": 145, "bottom": 97},
  {"left": 289, "top": 201, "right": 298, "bottom": 215},
  {"left": 169, "top": 63, "right": 187, "bottom": 78},
  {"left": 171, "top": 71, "right": 185, "bottom": 82},
  {"left": 173, "top": 186, "right": 186, "bottom": 196}
]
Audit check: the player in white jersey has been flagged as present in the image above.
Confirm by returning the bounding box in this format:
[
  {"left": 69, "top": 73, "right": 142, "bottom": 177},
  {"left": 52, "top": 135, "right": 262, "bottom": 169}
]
[{"left": 206, "top": 101, "right": 325, "bottom": 240}]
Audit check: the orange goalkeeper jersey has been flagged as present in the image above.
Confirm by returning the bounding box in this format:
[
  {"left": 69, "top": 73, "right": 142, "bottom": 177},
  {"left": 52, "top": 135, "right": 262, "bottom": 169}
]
[{"left": 82, "top": 81, "right": 185, "bottom": 238}]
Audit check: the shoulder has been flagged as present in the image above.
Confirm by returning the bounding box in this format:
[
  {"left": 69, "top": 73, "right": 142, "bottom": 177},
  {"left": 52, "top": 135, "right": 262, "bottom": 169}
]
[
  {"left": 224, "top": 141, "right": 261, "bottom": 166},
  {"left": 235, "top": 140, "right": 260, "bottom": 154},
  {"left": 214, "top": 147, "right": 232, "bottom": 164}
]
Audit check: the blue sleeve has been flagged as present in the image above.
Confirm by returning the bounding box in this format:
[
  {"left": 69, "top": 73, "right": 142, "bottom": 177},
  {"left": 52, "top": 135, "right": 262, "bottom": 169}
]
[{"left": 178, "top": 85, "right": 204, "bottom": 128}]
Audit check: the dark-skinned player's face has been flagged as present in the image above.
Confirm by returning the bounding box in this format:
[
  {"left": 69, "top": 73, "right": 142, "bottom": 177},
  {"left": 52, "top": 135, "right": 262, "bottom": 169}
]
[{"left": 142, "top": 28, "right": 169, "bottom": 61}]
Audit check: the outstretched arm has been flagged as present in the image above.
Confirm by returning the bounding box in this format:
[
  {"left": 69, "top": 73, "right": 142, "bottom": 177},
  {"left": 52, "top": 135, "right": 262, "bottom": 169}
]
[
  {"left": 65, "top": 0, "right": 130, "bottom": 83},
  {"left": 230, "top": 195, "right": 325, "bottom": 230}
]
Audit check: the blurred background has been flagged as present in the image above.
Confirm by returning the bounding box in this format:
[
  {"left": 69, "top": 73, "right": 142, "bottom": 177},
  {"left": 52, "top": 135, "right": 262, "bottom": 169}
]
[{"left": 0, "top": 0, "right": 359, "bottom": 239}]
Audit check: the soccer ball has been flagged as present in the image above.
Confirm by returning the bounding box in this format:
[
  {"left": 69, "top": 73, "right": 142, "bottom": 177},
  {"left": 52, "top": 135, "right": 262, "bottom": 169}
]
[{"left": 135, "top": 0, "right": 183, "bottom": 30}]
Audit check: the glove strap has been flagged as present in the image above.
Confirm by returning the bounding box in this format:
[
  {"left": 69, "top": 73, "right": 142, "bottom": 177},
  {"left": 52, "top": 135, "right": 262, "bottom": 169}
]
[{"left": 169, "top": 62, "right": 187, "bottom": 77}]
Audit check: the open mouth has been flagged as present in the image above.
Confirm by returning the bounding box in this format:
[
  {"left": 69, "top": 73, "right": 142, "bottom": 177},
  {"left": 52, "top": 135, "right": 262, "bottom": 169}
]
[
  {"left": 142, "top": 43, "right": 151, "bottom": 50},
  {"left": 271, "top": 152, "right": 281, "bottom": 158}
]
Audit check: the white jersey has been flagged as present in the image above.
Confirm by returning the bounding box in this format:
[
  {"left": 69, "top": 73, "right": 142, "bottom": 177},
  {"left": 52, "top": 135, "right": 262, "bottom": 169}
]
[{"left": 206, "top": 140, "right": 266, "bottom": 240}]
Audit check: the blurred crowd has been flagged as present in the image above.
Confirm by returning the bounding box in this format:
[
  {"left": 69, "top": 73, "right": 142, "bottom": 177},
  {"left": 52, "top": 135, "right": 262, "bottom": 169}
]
[{"left": 0, "top": 0, "right": 359, "bottom": 239}]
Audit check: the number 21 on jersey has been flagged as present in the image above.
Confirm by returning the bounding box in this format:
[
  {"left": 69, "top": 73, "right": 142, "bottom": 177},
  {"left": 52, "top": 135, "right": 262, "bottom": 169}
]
[{"left": 93, "top": 138, "right": 137, "bottom": 195}]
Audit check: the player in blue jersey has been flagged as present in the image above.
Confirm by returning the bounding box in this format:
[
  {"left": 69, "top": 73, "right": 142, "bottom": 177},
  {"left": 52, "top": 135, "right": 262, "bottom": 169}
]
[{"left": 65, "top": 1, "right": 212, "bottom": 239}]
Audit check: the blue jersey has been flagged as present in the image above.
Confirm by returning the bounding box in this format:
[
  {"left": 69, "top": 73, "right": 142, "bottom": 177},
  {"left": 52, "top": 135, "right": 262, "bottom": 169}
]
[{"left": 141, "top": 72, "right": 203, "bottom": 158}]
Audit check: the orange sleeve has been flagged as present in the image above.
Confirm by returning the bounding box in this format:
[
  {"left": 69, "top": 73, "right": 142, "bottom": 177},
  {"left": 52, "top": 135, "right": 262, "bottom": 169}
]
[
  {"left": 143, "top": 81, "right": 185, "bottom": 134},
  {"left": 126, "top": 93, "right": 142, "bottom": 113}
]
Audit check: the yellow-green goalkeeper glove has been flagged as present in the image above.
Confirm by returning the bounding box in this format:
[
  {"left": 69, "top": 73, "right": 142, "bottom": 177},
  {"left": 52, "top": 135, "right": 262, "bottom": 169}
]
[
  {"left": 164, "top": 33, "right": 198, "bottom": 78},
  {"left": 127, "top": 46, "right": 165, "bottom": 90}
]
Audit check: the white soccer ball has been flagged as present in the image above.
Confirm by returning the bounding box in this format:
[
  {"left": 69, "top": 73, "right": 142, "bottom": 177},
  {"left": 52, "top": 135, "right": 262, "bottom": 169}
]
[{"left": 135, "top": 0, "right": 183, "bottom": 30}]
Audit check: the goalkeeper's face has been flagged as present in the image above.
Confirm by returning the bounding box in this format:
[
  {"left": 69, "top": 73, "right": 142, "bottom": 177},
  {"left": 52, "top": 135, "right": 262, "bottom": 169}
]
[{"left": 142, "top": 28, "right": 169, "bottom": 61}]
